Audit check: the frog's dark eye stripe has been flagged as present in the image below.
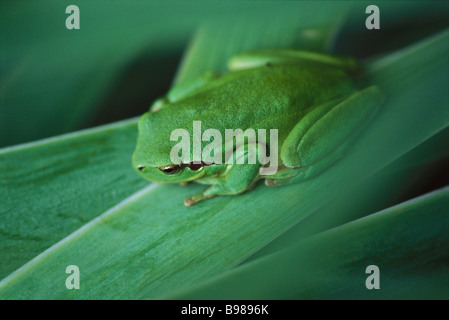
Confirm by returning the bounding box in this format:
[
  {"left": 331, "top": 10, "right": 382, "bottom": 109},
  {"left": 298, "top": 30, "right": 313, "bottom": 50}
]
[
  {"left": 158, "top": 165, "right": 180, "bottom": 175},
  {"left": 181, "top": 161, "right": 214, "bottom": 171},
  {"left": 159, "top": 162, "right": 215, "bottom": 175}
]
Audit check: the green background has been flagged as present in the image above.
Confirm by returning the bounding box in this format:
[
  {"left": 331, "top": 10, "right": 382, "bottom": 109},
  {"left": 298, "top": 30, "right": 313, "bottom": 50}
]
[{"left": 0, "top": 1, "right": 448, "bottom": 299}]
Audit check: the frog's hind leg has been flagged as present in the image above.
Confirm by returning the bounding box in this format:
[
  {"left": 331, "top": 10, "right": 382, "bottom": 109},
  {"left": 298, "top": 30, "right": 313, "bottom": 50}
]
[
  {"left": 267, "top": 86, "right": 384, "bottom": 186},
  {"left": 265, "top": 139, "right": 349, "bottom": 187}
]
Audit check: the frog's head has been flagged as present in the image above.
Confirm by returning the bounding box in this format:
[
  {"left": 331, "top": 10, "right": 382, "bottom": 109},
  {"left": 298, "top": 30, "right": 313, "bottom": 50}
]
[{"left": 132, "top": 112, "right": 207, "bottom": 183}]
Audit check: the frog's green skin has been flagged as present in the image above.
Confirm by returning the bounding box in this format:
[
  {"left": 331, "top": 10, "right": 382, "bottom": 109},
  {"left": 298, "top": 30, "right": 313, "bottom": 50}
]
[{"left": 132, "top": 49, "right": 384, "bottom": 206}]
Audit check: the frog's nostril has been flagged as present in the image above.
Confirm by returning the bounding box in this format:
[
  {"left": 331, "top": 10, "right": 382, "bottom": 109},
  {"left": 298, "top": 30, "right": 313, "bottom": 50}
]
[{"left": 138, "top": 165, "right": 146, "bottom": 171}]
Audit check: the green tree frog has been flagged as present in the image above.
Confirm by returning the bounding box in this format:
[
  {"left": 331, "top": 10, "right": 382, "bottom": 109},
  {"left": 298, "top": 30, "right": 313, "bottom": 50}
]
[{"left": 132, "top": 49, "right": 384, "bottom": 206}]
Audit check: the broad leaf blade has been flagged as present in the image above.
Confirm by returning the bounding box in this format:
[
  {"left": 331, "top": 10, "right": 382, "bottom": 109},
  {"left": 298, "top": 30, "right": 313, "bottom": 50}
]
[
  {"left": 0, "top": 119, "right": 148, "bottom": 279},
  {"left": 170, "top": 186, "right": 449, "bottom": 300},
  {"left": 245, "top": 125, "right": 449, "bottom": 262}
]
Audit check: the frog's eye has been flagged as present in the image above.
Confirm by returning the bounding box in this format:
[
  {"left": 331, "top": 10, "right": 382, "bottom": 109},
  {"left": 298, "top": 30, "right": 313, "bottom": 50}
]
[{"left": 159, "top": 164, "right": 180, "bottom": 175}]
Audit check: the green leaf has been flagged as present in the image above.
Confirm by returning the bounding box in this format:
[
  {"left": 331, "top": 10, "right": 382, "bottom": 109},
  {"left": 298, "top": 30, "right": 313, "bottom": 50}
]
[
  {"left": 0, "top": 119, "right": 148, "bottom": 279},
  {"left": 244, "top": 126, "right": 449, "bottom": 262},
  {"left": 170, "top": 186, "right": 449, "bottom": 300}
]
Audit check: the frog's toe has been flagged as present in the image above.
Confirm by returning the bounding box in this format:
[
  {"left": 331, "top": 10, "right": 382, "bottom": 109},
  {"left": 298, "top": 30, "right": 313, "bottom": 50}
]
[
  {"left": 265, "top": 179, "right": 278, "bottom": 187},
  {"left": 184, "top": 196, "right": 197, "bottom": 207},
  {"left": 184, "top": 193, "right": 214, "bottom": 206}
]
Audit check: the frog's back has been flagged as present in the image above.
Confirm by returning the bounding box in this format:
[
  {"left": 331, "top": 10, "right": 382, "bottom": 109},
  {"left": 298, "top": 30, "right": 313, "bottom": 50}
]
[
  {"left": 144, "top": 63, "right": 356, "bottom": 165},
  {"left": 156, "top": 64, "right": 354, "bottom": 134}
]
